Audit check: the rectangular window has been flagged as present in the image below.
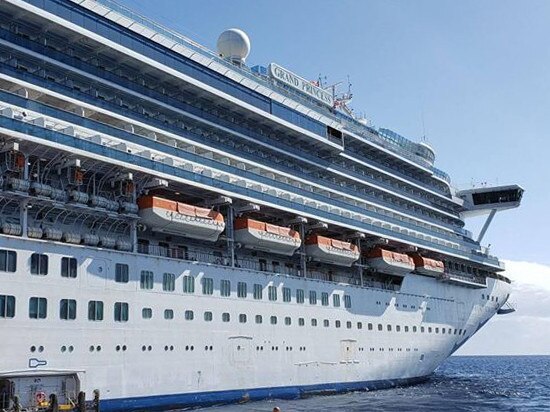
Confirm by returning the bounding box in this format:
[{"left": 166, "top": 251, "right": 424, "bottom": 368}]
[
  {"left": 59, "top": 299, "right": 77, "bottom": 320},
  {"left": 344, "top": 295, "right": 352, "bottom": 308},
  {"left": 283, "top": 287, "right": 291, "bottom": 302},
  {"left": 30, "top": 253, "right": 48, "bottom": 275},
  {"left": 268, "top": 285, "right": 277, "bottom": 301},
  {"left": 368, "top": 323, "right": 373, "bottom": 330},
  {"left": 296, "top": 289, "right": 304, "bottom": 304},
  {"left": 321, "top": 292, "right": 329, "bottom": 306},
  {"left": 253, "top": 284, "right": 263, "bottom": 300},
  {"left": 0, "top": 250, "right": 17, "bottom": 273},
  {"left": 163, "top": 273, "right": 175, "bottom": 292},
  {"left": 239, "top": 314, "right": 247, "bottom": 323},
  {"left": 220, "top": 279, "right": 231, "bottom": 297},
  {"left": 140, "top": 271, "right": 154, "bottom": 290},
  {"left": 237, "top": 282, "right": 247, "bottom": 298},
  {"left": 270, "top": 315, "right": 277, "bottom": 325},
  {"left": 204, "top": 311, "right": 213, "bottom": 321},
  {"left": 202, "top": 277, "right": 214, "bottom": 295},
  {"left": 346, "top": 321, "right": 352, "bottom": 329},
  {"left": 183, "top": 275, "right": 195, "bottom": 293},
  {"left": 164, "top": 309, "right": 174, "bottom": 319},
  {"left": 323, "top": 319, "right": 329, "bottom": 327},
  {"left": 88, "top": 300, "right": 103, "bottom": 321},
  {"left": 222, "top": 312, "right": 230, "bottom": 322},
  {"left": 142, "top": 308, "right": 153, "bottom": 319},
  {"left": 255, "top": 314, "right": 263, "bottom": 324},
  {"left": 115, "top": 263, "right": 129, "bottom": 283},
  {"left": 259, "top": 259, "right": 267, "bottom": 271},
  {"left": 284, "top": 316, "right": 291, "bottom": 326},
  {"left": 309, "top": 291, "right": 317, "bottom": 305},
  {"left": 185, "top": 310, "right": 194, "bottom": 320},
  {"left": 61, "top": 257, "right": 77, "bottom": 278},
  {"left": 357, "top": 322, "right": 363, "bottom": 329},
  {"left": 333, "top": 294, "right": 341, "bottom": 307},
  {"left": 299, "top": 317, "right": 305, "bottom": 326},
  {"left": 311, "top": 318, "right": 318, "bottom": 327},
  {"left": 114, "top": 302, "right": 129, "bottom": 322},
  {"left": 29, "top": 297, "right": 47, "bottom": 319},
  {"left": 0, "top": 295, "right": 15, "bottom": 318},
  {"left": 335, "top": 320, "right": 341, "bottom": 328}
]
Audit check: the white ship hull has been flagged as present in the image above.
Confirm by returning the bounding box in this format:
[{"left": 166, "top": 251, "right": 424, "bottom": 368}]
[{"left": 0, "top": 236, "right": 510, "bottom": 411}]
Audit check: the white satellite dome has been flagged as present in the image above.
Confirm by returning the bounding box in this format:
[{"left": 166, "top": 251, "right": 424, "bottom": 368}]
[{"left": 217, "top": 28, "right": 250, "bottom": 64}]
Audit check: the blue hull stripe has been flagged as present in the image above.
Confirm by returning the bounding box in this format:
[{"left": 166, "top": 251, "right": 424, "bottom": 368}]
[{"left": 99, "top": 375, "right": 430, "bottom": 412}]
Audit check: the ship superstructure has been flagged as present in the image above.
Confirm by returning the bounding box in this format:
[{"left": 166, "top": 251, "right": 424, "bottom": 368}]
[{"left": 0, "top": 1, "right": 523, "bottom": 411}]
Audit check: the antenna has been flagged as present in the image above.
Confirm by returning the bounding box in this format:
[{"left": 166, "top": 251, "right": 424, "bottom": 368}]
[{"left": 421, "top": 110, "right": 427, "bottom": 141}]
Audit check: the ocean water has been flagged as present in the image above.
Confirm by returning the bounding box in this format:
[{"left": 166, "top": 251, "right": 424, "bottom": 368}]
[{"left": 196, "top": 356, "right": 550, "bottom": 412}]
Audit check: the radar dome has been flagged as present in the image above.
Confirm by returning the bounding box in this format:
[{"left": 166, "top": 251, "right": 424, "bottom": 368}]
[{"left": 217, "top": 28, "right": 250, "bottom": 64}]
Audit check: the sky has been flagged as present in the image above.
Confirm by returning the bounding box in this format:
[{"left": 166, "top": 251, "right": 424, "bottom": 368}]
[{"left": 117, "top": 0, "right": 549, "bottom": 354}]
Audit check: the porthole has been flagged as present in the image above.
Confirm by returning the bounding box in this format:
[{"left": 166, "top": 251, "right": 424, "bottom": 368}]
[
  {"left": 209, "top": 346, "right": 213, "bottom": 351},
  {"left": 61, "top": 346, "right": 66, "bottom": 353},
  {"left": 142, "top": 345, "right": 147, "bottom": 352},
  {"left": 38, "top": 346, "right": 44, "bottom": 353},
  {"left": 164, "top": 346, "right": 169, "bottom": 351},
  {"left": 68, "top": 346, "right": 74, "bottom": 353},
  {"left": 116, "top": 345, "right": 121, "bottom": 352},
  {"left": 89, "top": 346, "right": 95, "bottom": 352},
  {"left": 190, "top": 345, "right": 194, "bottom": 351},
  {"left": 122, "top": 345, "right": 127, "bottom": 351},
  {"left": 30, "top": 346, "right": 36, "bottom": 353},
  {"left": 170, "top": 345, "right": 174, "bottom": 351},
  {"left": 147, "top": 345, "right": 152, "bottom": 351},
  {"left": 185, "top": 345, "right": 189, "bottom": 351},
  {"left": 96, "top": 346, "right": 102, "bottom": 352}
]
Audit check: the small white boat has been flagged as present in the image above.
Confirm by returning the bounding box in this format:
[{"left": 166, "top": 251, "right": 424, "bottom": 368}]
[
  {"left": 138, "top": 196, "right": 225, "bottom": 241},
  {"left": 305, "top": 235, "right": 360, "bottom": 267},
  {"left": 365, "top": 247, "right": 414, "bottom": 276},
  {"left": 234, "top": 218, "right": 301, "bottom": 256}
]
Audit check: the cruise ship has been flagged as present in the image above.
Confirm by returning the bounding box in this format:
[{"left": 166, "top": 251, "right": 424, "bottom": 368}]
[{"left": 0, "top": 1, "right": 524, "bottom": 411}]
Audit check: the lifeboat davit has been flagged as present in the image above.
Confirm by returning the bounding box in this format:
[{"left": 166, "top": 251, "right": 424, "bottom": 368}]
[
  {"left": 410, "top": 255, "right": 445, "bottom": 277},
  {"left": 365, "top": 247, "right": 415, "bottom": 276},
  {"left": 234, "top": 218, "right": 301, "bottom": 256},
  {"left": 138, "top": 196, "right": 225, "bottom": 241},
  {"left": 305, "top": 235, "right": 360, "bottom": 267}
]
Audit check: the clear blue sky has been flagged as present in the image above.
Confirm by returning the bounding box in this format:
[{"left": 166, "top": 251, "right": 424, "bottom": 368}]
[{"left": 119, "top": 0, "right": 549, "bottom": 266}]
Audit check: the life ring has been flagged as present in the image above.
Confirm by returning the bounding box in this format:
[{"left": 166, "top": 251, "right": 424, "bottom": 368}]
[{"left": 35, "top": 391, "right": 47, "bottom": 405}]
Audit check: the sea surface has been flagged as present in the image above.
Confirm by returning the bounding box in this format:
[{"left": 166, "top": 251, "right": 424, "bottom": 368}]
[{"left": 195, "top": 356, "right": 550, "bottom": 412}]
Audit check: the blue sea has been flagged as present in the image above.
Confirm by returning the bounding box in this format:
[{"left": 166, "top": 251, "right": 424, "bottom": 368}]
[{"left": 197, "top": 356, "right": 550, "bottom": 412}]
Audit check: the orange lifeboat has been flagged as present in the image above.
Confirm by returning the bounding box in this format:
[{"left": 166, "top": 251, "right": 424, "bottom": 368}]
[
  {"left": 305, "top": 235, "right": 360, "bottom": 267},
  {"left": 138, "top": 196, "right": 225, "bottom": 241},
  {"left": 234, "top": 218, "right": 301, "bottom": 256},
  {"left": 410, "top": 255, "right": 445, "bottom": 277},
  {"left": 364, "top": 247, "right": 415, "bottom": 276}
]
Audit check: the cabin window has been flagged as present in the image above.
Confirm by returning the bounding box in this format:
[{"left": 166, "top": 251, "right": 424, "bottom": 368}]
[
  {"left": 204, "top": 311, "right": 213, "bottom": 321},
  {"left": 413, "top": 326, "right": 417, "bottom": 332},
  {"left": 114, "top": 302, "right": 129, "bottom": 322},
  {"left": 185, "top": 310, "right": 194, "bottom": 320},
  {"left": 59, "top": 299, "right": 77, "bottom": 320},
  {"left": 163, "top": 273, "right": 175, "bottom": 292},
  {"left": 259, "top": 259, "right": 267, "bottom": 271},
  {"left": 335, "top": 320, "right": 341, "bottom": 328},
  {"left": 296, "top": 289, "right": 305, "bottom": 304},
  {"left": 421, "top": 326, "right": 425, "bottom": 333},
  {"left": 299, "top": 318, "right": 305, "bottom": 326},
  {"left": 239, "top": 314, "right": 247, "bottom": 323},
  {"left": 255, "top": 314, "right": 263, "bottom": 324},
  {"left": 442, "top": 328, "right": 446, "bottom": 334},
  {"left": 270, "top": 316, "right": 278, "bottom": 325},
  {"left": 202, "top": 277, "right": 214, "bottom": 295},
  {"left": 142, "top": 308, "right": 153, "bottom": 319},
  {"left": 220, "top": 280, "right": 231, "bottom": 297},
  {"left": 344, "top": 295, "right": 352, "bottom": 308},
  {"left": 285, "top": 316, "right": 291, "bottom": 326},
  {"left": 378, "top": 324, "right": 383, "bottom": 331},
  {"left": 323, "top": 319, "right": 329, "bottom": 327},
  {"left": 0, "top": 250, "right": 16, "bottom": 273},
  {"left": 396, "top": 325, "right": 401, "bottom": 332},
  {"left": 140, "top": 271, "right": 154, "bottom": 290},
  {"left": 309, "top": 291, "right": 317, "bottom": 305},
  {"left": 88, "top": 300, "right": 103, "bottom": 321},
  {"left": 268, "top": 285, "right": 277, "bottom": 301},
  {"left": 164, "top": 309, "right": 174, "bottom": 320},
  {"left": 222, "top": 312, "right": 230, "bottom": 322},
  {"left": 253, "top": 284, "right": 263, "bottom": 300},
  {"left": 311, "top": 318, "right": 318, "bottom": 327},
  {"left": 428, "top": 327, "right": 433, "bottom": 333},
  {"left": 183, "top": 275, "right": 195, "bottom": 293},
  {"left": 321, "top": 292, "right": 329, "bottom": 306},
  {"left": 61, "top": 257, "right": 77, "bottom": 278},
  {"left": 435, "top": 327, "right": 439, "bottom": 334},
  {"left": 283, "top": 287, "right": 291, "bottom": 302},
  {"left": 30, "top": 253, "right": 48, "bottom": 275},
  {"left": 29, "top": 297, "right": 47, "bottom": 319},
  {"left": 357, "top": 322, "right": 363, "bottom": 329},
  {"left": 333, "top": 294, "right": 341, "bottom": 307},
  {"left": 0, "top": 295, "right": 15, "bottom": 318},
  {"left": 405, "top": 326, "right": 409, "bottom": 332},
  {"left": 115, "top": 263, "right": 129, "bottom": 283},
  {"left": 346, "top": 321, "right": 352, "bottom": 329},
  {"left": 368, "top": 323, "right": 373, "bottom": 330},
  {"left": 237, "top": 282, "right": 247, "bottom": 298}
]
